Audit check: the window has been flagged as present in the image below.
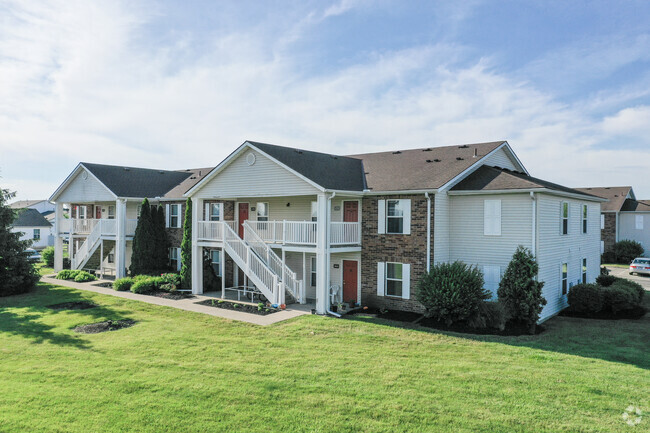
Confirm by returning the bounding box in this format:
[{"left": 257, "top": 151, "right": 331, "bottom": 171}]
[
  {"left": 33, "top": 229, "right": 40, "bottom": 240},
  {"left": 169, "top": 248, "right": 180, "bottom": 271},
  {"left": 108, "top": 205, "right": 115, "bottom": 220},
  {"left": 600, "top": 214, "right": 605, "bottom": 230},
  {"left": 484, "top": 200, "right": 502, "bottom": 236},
  {"left": 561, "top": 202, "right": 569, "bottom": 235},
  {"left": 210, "top": 250, "right": 221, "bottom": 277},
  {"left": 387, "top": 200, "right": 404, "bottom": 234},
  {"left": 107, "top": 253, "right": 114, "bottom": 264},
  {"left": 386, "top": 263, "right": 403, "bottom": 297},
  {"left": 256, "top": 202, "right": 269, "bottom": 221},
  {"left": 169, "top": 204, "right": 180, "bottom": 228},
  {"left": 582, "top": 204, "right": 588, "bottom": 234},
  {"left": 208, "top": 203, "right": 221, "bottom": 221},
  {"left": 78, "top": 205, "right": 86, "bottom": 219},
  {"left": 582, "top": 258, "right": 587, "bottom": 284},
  {"left": 310, "top": 256, "right": 317, "bottom": 287},
  {"left": 561, "top": 263, "right": 568, "bottom": 295},
  {"left": 636, "top": 215, "right": 644, "bottom": 230},
  {"left": 601, "top": 241, "right": 605, "bottom": 254},
  {"left": 311, "top": 201, "right": 318, "bottom": 222}
]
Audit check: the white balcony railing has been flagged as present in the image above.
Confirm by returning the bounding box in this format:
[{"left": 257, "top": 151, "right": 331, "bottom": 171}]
[
  {"left": 330, "top": 222, "right": 361, "bottom": 245},
  {"left": 62, "top": 218, "right": 137, "bottom": 237}
]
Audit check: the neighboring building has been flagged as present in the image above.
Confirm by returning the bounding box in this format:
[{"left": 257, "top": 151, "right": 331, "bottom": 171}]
[
  {"left": 186, "top": 140, "right": 605, "bottom": 321},
  {"left": 10, "top": 199, "right": 55, "bottom": 214},
  {"left": 574, "top": 186, "right": 650, "bottom": 256},
  {"left": 11, "top": 208, "right": 53, "bottom": 250},
  {"left": 49, "top": 163, "right": 210, "bottom": 278}
]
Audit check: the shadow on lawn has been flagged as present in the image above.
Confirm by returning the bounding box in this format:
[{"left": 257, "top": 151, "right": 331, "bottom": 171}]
[
  {"left": 347, "top": 299, "right": 650, "bottom": 370},
  {"left": 0, "top": 283, "right": 135, "bottom": 350}
]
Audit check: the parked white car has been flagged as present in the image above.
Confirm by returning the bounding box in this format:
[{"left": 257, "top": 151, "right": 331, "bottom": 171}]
[
  {"left": 629, "top": 258, "right": 650, "bottom": 276},
  {"left": 25, "top": 248, "right": 41, "bottom": 263}
]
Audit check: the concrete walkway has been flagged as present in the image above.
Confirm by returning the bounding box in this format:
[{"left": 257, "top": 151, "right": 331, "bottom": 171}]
[{"left": 41, "top": 275, "right": 313, "bottom": 326}]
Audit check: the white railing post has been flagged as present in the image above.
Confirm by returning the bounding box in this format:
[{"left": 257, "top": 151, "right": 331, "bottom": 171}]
[{"left": 282, "top": 220, "right": 286, "bottom": 245}]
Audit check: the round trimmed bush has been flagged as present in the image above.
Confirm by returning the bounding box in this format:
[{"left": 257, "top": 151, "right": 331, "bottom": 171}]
[
  {"left": 73, "top": 271, "right": 96, "bottom": 283},
  {"left": 41, "top": 246, "right": 55, "bottom": 267},
  {"left": 567, "top": 283, "right": 604, "bottom": 313},
  {"left": 613, "top": 240, "right": 644, "bottom": 264},
  {"left": 603, "top": 283, "right": 639, "bottom": 314},
  {"left": 113, "top": 277, "right": 134, "bottom": 292},
  {"left": 416, "top": 261, "right": 490, "bottom": 325},
  {"left": 130, "top": 276, "right": 164, "bottom": 294},
  {"left": 596, "top": 274, "right": 617, "bottom": 287}
]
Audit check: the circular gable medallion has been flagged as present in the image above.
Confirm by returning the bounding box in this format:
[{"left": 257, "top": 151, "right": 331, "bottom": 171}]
[
  {"left": 82, "top": 171, "right": 88, "bottom": 180},
  {"left": 246, "top": 152, "right": 256, "bottom": 166}
]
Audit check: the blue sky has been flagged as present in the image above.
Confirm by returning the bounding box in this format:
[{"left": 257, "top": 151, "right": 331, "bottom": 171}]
[{"left": 1, "top": 0, "right": 649, "bottom": 199}]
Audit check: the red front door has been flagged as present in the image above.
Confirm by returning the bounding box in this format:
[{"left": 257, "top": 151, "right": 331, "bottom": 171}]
[
  {"left": 343, "top": 201, "right": 358, "bottom": 222},
  {"left": 95, "top": 205, "right": 102, "bottom": 219},
  {"left": 342, "top": 260, "right": 358, "bottom": 302},
  {"left": 238, "top": 203, "right": 249, "bottom": 238}
]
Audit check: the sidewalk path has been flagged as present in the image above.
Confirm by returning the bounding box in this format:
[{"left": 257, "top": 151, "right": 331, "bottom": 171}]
[{"left": 41, "top": 276, "right": 312, "bottom": 326}]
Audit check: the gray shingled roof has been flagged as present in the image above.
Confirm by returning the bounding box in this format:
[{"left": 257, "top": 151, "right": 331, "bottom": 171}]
[
  {"left": 348, "top": 141, "right": 506, "bottom": 191},
  {"left": 621, "top": 198, "right": 650, "bottom": 212},
  {"left": 248, "top": 141, "right": 366, "bottom": 191},
  {"left": 10, "top": 200, "right": 46, "bottom": 209},
  {"left": 82, "top": 162, "right": 198, "bottom": 199},
  {"left": 12, "top": 208, "right": 52, "bottom": 227},
  {"left": 573, "top": 186, "right": 632, "bottom": 212},
  {"left": 164, "top": 168, "right": 213, "bottom": 198},
  {"left": 452, "top": 165, "right": 601, "bottom": 199}
]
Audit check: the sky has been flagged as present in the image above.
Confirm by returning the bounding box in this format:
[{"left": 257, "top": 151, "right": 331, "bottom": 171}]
[{"left": 1, "top": 0, "right": 649, "bottom": 201}]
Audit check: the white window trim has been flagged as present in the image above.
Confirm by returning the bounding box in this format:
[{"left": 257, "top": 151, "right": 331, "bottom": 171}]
[
  {"left": 168, "top": 204, "right": 181, "bottom": 228},
  {"left": 600, "top": 214, "right": 605, "bottom": 230},
  {"left": 377, "top": 262, "right": 410, "bottom": 299},
  {"left": 561, "top": 263, "right": 568, "bottom": 296},
  {"left": 380, "top": 199, "right": 411, "bottom": 235},
  {"left": 33, "top": 229, "right": 40, "bottom": 240},
  {"left": 560, "top": 202, "right": 569, "bottom": 235},
  {"left": 256, "top": 202, "right": 269, "bottom": 222},
  {"left": 484, "top": 199, "right": 502, "bottom": 236}
]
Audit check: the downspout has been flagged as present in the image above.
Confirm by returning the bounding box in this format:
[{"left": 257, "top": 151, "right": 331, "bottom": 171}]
[
  {"left": 530, "top": 192, "right": 537, "bottom": 255},
  {"left": 326, "top": 192, "right": 340, "bottom": 317},
  {"left": 425, "top": 192, "right": 431, "bottom": 272}
]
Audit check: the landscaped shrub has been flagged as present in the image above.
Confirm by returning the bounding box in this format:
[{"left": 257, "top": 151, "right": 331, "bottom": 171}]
[
  {"left": 467, "top": 301, "right": 506, "bottom": 330},
  {"left": 613, "top": 279, "right": 645, "bottom": 303},
  {"left": 497, "top": 246, "right": 546, "bottom": 333},
  {"left": 130, "top": 276, "right": 164, "bottom": 294},
  {"left": 603, "top": 283, "right": 640, "bottom": 314},
  {"left": 159, "top": 273, "right": 181, "bottom": 292},
  {"left": 596, "top": 274, "right": 617, "bottom": 287},
  {"left": 567, "top": 283, "right": 604, "bottom": 313},
  {"left": 73, "top": 271, "right": 96, "bottom": 283},
  {"left": 113, "top": 277, "right": 134, "bottom": 291},
  {"left": 415, "top": 261, "right": 490, "bottom": 325},
  {"left": 56, "top": 269, "right": 80, "bottom": 280},
  {"left": 612, "top": 240, "right": 644, "bottom": 264},
  {"left": 41, "top": 246, "right": 55, "bottom": 267}
]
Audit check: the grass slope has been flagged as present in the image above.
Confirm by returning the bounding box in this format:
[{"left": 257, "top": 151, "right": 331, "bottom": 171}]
[{"left": 0, "top": 280, "right": 648, "bottom": 433}]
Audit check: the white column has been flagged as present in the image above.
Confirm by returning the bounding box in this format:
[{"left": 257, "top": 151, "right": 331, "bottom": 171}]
[
  {"left": 315, "top": 193, "right": 329, "bottom": 314},
  {"left": 191, "top": 197, "right": 203, "bottom": 294},
  {"left": 54, "top": 202, "right": 64, "bottom": 271},
  {"left": 115, "top": 199, "right": 127, "bottom": 279},
  {"left": 221, "top": 247, "right": 226, "bottom": 298}
]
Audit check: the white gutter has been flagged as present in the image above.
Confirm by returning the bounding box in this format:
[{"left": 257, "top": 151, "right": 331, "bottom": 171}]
[
  {"left": 530, "top": 192, "right": 537, "bottom": 255},
  {"left": 425, "top": 192, "right": 431, "bottom": 271},
  {"left": 325, "top": 192, "right": 336, "bottom": 313},
  {"left": 362, "top": 188, "right": 439, "bottom": 195},
  {"left": 449, "top": 188, "right": 608, "bottom": 202}
]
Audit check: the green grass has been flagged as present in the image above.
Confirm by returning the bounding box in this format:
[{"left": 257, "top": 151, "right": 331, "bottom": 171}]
[
  {"left": 602, "top": 264, "right": 630, "bottom": 269},
  {"left": 0, "top": 282, "right": 648, "bottom": 433}
]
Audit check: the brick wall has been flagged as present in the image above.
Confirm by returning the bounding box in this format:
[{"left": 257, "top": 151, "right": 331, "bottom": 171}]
[
  {"left": 602, "top": 212, "right": 616, "bottom": 253},
  {"left": 360, "top": 195, "right": 433, "bottom": 313}
]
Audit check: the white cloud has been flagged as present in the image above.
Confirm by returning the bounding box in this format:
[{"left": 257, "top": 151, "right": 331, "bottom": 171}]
[{"left": 0, "top": 0, "right": 649, "bottom": 201}]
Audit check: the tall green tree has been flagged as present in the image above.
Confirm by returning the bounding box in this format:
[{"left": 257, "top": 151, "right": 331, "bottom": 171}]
[
  {"left": 130, "top": 198, "right": 155, "bottom": 275},
  {"left": 0, "top": 188, "right": 39, "bottom": 296},
  {"left": 497, "top": 246, "right": 546, "bottom": 333},
  {"left": 180, "top": 197, "right": 192, "bottom": 289}
]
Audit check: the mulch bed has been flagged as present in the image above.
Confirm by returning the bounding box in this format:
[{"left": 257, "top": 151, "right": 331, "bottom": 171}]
[
  {"left": 93, "top": 282, "right": 114, "bottom": 288},
  {"left": 196, "top": 299, "right": 280, "bottom": 315},
  {"left": 145, "top": 290, "right": 195, "bottom": 300},
  {"left": 345, "top": 308, "right": 544, "bottom": 336},
  {"left": 560, "top": 306, "right": 647, "bottom": 320},
  {"left": 73, "top": 320, "right": 135, "bottom": 334},
  {"left": 46, "top": 301, "right": 98, "bottom": 310}
]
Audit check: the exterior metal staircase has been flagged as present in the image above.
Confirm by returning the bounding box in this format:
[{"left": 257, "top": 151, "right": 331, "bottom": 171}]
[{"left": 71, "top": 222, "right": 103, "bottom": 270}]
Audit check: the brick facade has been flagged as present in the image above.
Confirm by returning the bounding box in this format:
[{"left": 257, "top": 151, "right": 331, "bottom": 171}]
[
  {"left": 360, "top": 195, "right": 434, "bottom": 313},
  {"left": 602, "top": 212, "right": 616, "bottom": 253}
]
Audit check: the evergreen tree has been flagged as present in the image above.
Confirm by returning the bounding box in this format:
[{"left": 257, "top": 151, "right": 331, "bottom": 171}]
[
  {"left": 130, "top": 198, "right": 155, "bottom": 275},
  {"left": 0, "top": 188, "right": 39, "bottom": 296},
  {"left": 180, "top": 197, "right": 192, "bottom": 289},
  {"left": 153, "top": 205, "right": 170, "bottom": 271},
  {"left": 497, "top": 245, "right": 547, "bottom": 333}
]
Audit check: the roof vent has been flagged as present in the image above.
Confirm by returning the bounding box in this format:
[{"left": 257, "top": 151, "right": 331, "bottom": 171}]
[
  {"left": 123, "top": 168, "right": 130, "bottom": 171},
  {"left": 458, "top": 145, "right": 469, "bottom": 149},
  {"left": 426, "top": 159, "right": 433, "bottom": 163},
  {"left": 190, "top": 176, "right": 196, "bottom": 179},
  {"left": 294, "top": 150, "right": 303, "bottom": 154},
  {"left": 159, "top": 171, "right": 165, "bottom": 174},
  {"left": 434, "top": 158, "right": 441, "bottom": 162},
  {"left": 199, "top": 170, "right": 202, "bottom": 176},
  {"left": 330, "top": 155, "right": 338, "bottom": 159},
  {"left": 473, "top": 148, "right": 478, "bottom": 158},
  {"left": 422, "top": 148, "right": 432, "bottom": 151},
  {"left": 456, "top": 157, "right": 464, "bottom": 161},
  {"left": 392, "top": 151, "right": 402, "bottom": 154}
]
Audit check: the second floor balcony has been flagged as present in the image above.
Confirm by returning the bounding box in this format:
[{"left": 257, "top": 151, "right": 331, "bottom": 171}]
[{"left": 59, "top": 218, "right": 138, "bottom": 237}]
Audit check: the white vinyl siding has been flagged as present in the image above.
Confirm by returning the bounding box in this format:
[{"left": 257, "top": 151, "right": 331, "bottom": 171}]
[
  {"left": 619, "top": 213, "right": 650, "bottom": 256},
  {"left": 192, "top": 149, "right": 320, "bottom": 199},
  {"left": 636, "top": 214, "right": 644, "bottom": 230},
  {"left": 483, "top": 265, "right": 501, "bottom": 300},
  {"left": 56, "top": 168, "right": 115, "bottom": 203},
  {"left": 536, "top": 195, "right": 601, "bottom": 321},
  {"left": 433, "top": 192, "right": 450, "bottom": 263},
  {"left": 483, "top": 199, "right": 502, "bottom": 236},
  {"left": 483, "top": 147, "right": 519, "bottom": 171}
]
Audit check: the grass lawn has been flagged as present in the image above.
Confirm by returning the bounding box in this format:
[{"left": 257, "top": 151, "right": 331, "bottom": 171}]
[
  {"left": 602, "top": 264, "right": 630, "bottom": 269},
  {"left": 0, "top": 278, "right": 648, "bottom": 432}
]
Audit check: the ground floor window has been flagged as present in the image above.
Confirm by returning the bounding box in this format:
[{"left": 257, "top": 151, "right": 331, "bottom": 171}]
[
  {"left": 310, "top": 256, "right": 317, "bottom": 287},
  {"left": 169, "top": 247, "right": 180, "bottom": 271},
  {"left": 386, "top": 262, "right": 403, "bottom": 297},
  {"left": 210, "top": 250, "right": 221, "bottom": 277},
  {"left": 561, "top": 263, "right": 568, "bottom": 295},
  {"left": 582, "top": 258, "right": 587, "bottom": 284},
  {"left": 33, "top": 229, "right": 40, "bottom": 240},
  {"left": 107, "top": 252, "right": 114, "bottom": 264}
]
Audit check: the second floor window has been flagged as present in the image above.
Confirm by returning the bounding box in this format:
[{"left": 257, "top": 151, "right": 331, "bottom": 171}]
[
  {"left": 208, "top": 203, "right": 221, "bottom": 221},
  {"left": 257, "top": 202, "right": 269, "bottom": 222},
  {"left": 33, "top": 229, "right": 40, "bottom": 240},
  {"left": 561, "top": 202, "right": 569, "bottom": 235},
  {"left": 311, "top": 201, "right": 318, "bottom": 222},
  {"left": 582, "top": 204, "right": 588, "bottom": 234},
  {"left": 108, "top": 205, "right": 115, "bottom": 220},
  {"left": 386, "top": 200, "right": 404, "bottom": 234},
  {"left": 168, "top": 204, "right": 181, "bottom": 228}
]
